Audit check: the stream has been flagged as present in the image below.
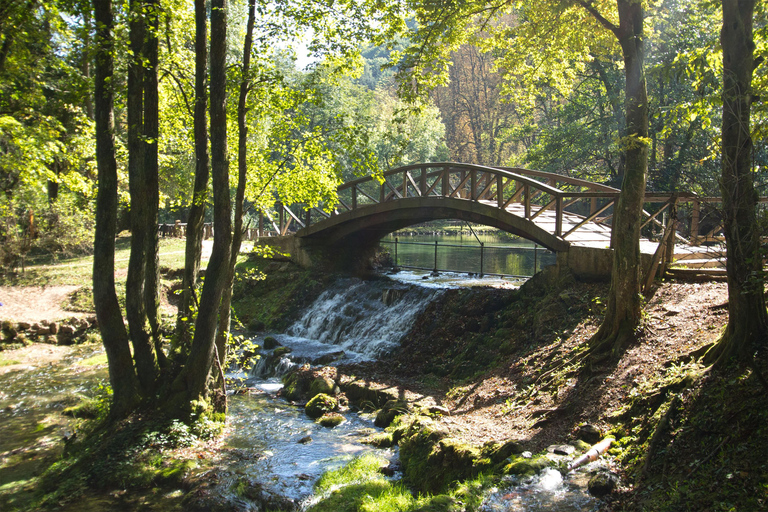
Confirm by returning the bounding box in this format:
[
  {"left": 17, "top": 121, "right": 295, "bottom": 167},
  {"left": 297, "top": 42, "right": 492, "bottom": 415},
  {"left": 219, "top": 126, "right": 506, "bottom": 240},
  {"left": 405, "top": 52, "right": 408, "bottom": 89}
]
[{"left": 0, "top": 275, "right": 600, "bottom": 510}]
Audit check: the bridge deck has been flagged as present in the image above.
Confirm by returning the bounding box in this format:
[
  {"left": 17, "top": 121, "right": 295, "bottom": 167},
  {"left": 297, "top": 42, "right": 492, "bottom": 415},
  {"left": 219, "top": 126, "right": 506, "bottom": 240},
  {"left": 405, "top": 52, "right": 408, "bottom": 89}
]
[{"left": 490, "top": 200, "right": 614, "bottom": 248}]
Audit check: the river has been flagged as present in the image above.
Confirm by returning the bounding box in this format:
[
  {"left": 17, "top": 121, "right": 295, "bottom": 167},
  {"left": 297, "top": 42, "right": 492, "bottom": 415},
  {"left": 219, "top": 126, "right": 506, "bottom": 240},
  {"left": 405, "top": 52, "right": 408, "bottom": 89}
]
[
  {"left": 0, "top": 274, "right": 600, "bottom": 511},
  {"left": 381, "top": 231, "right": 557, "bottom": 278}
]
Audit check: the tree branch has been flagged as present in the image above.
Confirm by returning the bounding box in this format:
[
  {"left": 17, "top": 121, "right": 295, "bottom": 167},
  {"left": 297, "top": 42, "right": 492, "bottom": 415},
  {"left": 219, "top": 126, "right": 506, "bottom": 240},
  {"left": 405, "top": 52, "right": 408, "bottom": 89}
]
[{"left": 575, "top": 0, "right": 620, "bottom": 38}]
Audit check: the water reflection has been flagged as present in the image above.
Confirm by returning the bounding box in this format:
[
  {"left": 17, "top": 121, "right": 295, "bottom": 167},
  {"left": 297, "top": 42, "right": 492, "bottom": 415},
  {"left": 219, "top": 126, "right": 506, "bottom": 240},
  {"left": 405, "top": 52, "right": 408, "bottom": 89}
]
[{"left": 382, "top": 231, "right": 556, "bottom": 277}]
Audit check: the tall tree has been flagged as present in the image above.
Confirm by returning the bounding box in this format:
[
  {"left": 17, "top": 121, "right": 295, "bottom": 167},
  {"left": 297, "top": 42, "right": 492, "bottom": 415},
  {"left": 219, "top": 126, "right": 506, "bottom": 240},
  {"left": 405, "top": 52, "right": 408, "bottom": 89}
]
[
  {"left": 577, "top": 0, "right": 649, "bottom": 356},
  {"left": 180, "top": 0, "right": 231, "bottom": 406},
  {"left": 177, "top": 0, "right": 210, "bottom": 343},
  {"left": 705, "top": 0, "right": 768, "bottom": 367},
  {"left": 394, "top": 0, "right": 650, "bottom": 355},
  {"left": 92, "top": 0, "right": 139, "bottom": 417},
  {"left": 215, "top": 0, "right": 256, "bottom": 381},
  {"left": 126, "top": 0, "right": 160, "bottom": 394}
]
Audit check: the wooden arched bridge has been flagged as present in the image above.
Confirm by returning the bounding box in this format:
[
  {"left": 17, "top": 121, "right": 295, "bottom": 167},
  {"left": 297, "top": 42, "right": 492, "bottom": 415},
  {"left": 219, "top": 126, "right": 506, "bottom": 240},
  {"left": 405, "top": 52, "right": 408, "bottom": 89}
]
[{"left": 250, "top": 162, "right": 757, "bottom": 279}]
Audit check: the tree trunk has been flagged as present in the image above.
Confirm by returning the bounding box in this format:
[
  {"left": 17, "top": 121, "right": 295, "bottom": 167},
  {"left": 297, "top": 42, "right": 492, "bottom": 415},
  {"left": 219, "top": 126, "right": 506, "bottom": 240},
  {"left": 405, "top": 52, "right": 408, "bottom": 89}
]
[
  {"left": 215, "top": 0, "right": 256, "bottom": 380},
  {"left": 586, "top": 0, "right": 649, "bottom": 357},
  {"left": 705, "top": 0, "right": 768, "bottom": 366},
  {"left": 143, "top": 0, "right": 164, "bottom": 367},
  {"left": 183, "top": 0, "right": 231, "bottom": 405},
  {"left": 126, "top": 0, "right": 158, "bottom": 394},
  {"left": 92, "top": 0, "right": 139, "bottom": 418},
  {"left": 177, "top": 0, "right": 210, "bottom": 345}
]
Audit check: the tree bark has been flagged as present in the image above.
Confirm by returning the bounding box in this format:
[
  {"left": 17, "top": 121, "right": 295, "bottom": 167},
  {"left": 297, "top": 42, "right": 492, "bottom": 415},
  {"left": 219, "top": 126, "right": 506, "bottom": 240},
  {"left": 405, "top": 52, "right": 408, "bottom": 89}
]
[
  {"left": 143, "top": 0, "right": 164, "bottom": 367},
  {"left": 177, "top": 0, "right": 210, "bottom": 344},
  {"left": 92, "top": 0, "right": 139, "bottom": 418},
  {"left": 215, "top": 0, "right": 256, "bottom": 380},
  {"left": 126, "top": 0, "right": 159, "bottom": 394},
  {"left": 584, "top": 0, "right": 649, "bottom": 356},
  {"left": 183, "top": 0, "right": 231, "bottom": 404},
  {"left": 705, "top": 0, "right": 768, "bottom": 366}
]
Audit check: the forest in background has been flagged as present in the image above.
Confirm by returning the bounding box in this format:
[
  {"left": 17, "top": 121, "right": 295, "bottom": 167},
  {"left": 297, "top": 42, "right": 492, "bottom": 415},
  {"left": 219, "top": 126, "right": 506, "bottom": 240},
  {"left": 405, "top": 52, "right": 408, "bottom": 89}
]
[{"left": 2, "top": 0, "right": 765, "bottom": 269}]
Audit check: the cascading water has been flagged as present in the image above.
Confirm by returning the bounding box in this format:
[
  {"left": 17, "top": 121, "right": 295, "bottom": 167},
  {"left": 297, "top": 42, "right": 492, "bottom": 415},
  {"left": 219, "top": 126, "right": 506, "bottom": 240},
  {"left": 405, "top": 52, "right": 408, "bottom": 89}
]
[
  {"left": 246, "top": 277, "right": 443, "bottom": 379},
  {"left": 215, "top": 277, "right": 442, "bottom": 505}
]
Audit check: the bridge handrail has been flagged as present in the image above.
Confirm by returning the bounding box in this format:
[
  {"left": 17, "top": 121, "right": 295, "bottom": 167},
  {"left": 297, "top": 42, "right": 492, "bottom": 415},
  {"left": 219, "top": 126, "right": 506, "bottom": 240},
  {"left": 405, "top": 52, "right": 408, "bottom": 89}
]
[
  {"left": 497, "top": 167, "right": 620, "bottom": 193},
  {"left": 337, "top": 162, "right": 565, "bottom": 197}
]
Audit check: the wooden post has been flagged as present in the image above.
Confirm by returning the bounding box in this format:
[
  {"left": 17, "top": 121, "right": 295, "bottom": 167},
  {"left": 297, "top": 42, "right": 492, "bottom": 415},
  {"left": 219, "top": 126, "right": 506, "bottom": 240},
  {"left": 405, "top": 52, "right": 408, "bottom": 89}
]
[
  {"left": 497, "top": 175, "right": 504, "bottom": 208},
  {"left": 534, "top": 244, "right": 538, "bottom": 274},
  {"left": 442, "top": 167, "right": 450, "bottom": 197},
  {"left": 352, "top": 187, "right": 357, "bottom": 209},
  {"left": 434, "top": 241, "right": 438, "bottom": 273},
  {"left": 524, "top": 184, "right": 530, "bottom": 218},
  {"left": 555, "top": 196, "right": 563, "bottom": 237},
  {"left": 470, "top": 170, "right": 477, "bottom": 201},
  {"left": 690, "top": 199, "right": 700, "bottom": 244},
  {"left": 403, "top": 170, "right": 408, "bottom": 198},
  {"left": 258, "top": 211, "right": 264, "bottom": 237},
  {"left": 420, "top": 167, "right": 427, "bottom": 196}
]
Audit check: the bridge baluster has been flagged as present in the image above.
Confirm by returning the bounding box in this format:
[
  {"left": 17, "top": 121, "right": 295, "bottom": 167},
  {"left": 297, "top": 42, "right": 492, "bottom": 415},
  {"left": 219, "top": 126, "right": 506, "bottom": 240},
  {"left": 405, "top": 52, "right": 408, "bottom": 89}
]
[
  {"left": 524, "top": 184, "right": 531, "bottom": 218},
  {"left": 403, "top": 171, "right": 408, "bottom": 198},
  {"left": 352, "top": 187, "right": 357, "bottom": 210},
  {"left": 497, "top": 175, "right": 504, "bottom": 208},
  {"left": 420, "top": 167, "right": 427, "bottom": 196},
  {"left": 470, "top": 170, "right": 477, "bottom": 201}
]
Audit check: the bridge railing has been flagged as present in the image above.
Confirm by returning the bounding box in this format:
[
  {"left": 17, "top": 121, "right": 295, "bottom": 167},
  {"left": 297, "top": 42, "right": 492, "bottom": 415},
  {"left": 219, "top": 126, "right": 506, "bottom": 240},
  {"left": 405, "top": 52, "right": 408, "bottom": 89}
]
[{"left": 256, "top": 162, "right": 767, "bottom": 247}]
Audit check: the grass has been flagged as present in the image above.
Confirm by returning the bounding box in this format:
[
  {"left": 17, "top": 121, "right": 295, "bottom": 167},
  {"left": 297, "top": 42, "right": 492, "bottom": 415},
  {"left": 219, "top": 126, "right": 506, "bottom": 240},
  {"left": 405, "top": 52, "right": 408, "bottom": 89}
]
[
  {"left": 0, "top": 235, "right": 190, "bottom": 287},
  {"left": 0, "top": 354, "right": 21, "bottom": 366},
  {"left": 305, "top": 454, "right": 492, "bottom": 512}
]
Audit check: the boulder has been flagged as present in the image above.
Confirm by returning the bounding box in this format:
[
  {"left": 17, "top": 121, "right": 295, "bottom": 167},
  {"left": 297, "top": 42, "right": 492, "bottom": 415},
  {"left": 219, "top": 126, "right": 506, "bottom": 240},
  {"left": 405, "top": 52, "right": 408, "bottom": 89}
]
[
  {"left": 309, "top": 376, "right": 335, "bottom": 398},
  {"left": 305, "top": 393, "right": 338, "bottom": 419},
  {"left": 57, "top": 325, "right": 76, "bottom": 345},
  {"left": 262, "top": 336, "right": 280, "bottom": 349},
  {"left": 588, "top": 470, "right": 619, "bottom": 497},
  {"left": 374, "top": 399, "right": 410, "bottom": 428},
  {"left": 577, "top": 424, "right": 602, "bottom": 445},
  {"left": 317, "top": 412, "right": 345, "bottom": 428},
  {"left": 17, "top": 322, "right": 31, "bottom": 331}
]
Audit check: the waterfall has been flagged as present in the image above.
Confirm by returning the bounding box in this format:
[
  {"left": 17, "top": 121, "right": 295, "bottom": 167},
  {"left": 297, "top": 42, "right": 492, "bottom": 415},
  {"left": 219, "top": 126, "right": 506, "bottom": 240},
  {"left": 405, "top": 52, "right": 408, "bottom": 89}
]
[{"left": 285, "top": 278, "right": 441, "bottom": 359}]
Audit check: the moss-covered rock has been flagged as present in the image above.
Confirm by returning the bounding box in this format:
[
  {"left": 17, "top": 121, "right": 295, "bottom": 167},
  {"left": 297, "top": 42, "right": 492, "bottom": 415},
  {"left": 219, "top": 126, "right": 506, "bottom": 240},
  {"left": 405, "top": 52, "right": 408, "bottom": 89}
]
[
  {"left": 503, "top": 455, "right": 552, "bottom": 477},
  {"left": 281, "top": 370, "right": 311, "bottom": 401},
  {"left": 374, "top": 400, "right": 410, "bottom": 428},
  {"left": 305, "top": 393, "right": 338, "bottom": 419},
  {"left": 397, "top": 415, "right": 482, "bottom": 494},
  {"left": 361, "top": 432, "right": 394, "bottom": 448},
  {"left": 317, "top": 412, "right": 345, "bottom": 428},
  {"left": 309, "top": 376, "right": 336, "bottom": 398},
  {"left": 156, "top": 459, "right": 197, "bottom": 486},
  {"left": 480, "top": 438, "right": 525, "bottom": 464},
  {"left": 262, "top": 336, "right": 280, "bottom": 349}
]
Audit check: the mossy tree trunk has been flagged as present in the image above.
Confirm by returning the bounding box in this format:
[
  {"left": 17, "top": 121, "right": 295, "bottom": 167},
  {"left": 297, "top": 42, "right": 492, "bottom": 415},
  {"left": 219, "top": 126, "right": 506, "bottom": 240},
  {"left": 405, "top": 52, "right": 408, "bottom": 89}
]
[
  {"left": 177, "top": 0, "right": 210, "bottom": 345},
  {"left": 126, "top": 0, "right": 159, "bottom": 395},
  {"left": 578, "top": 0, "right": 649, "bottom": 357},
  {"left": 180, "top": 0, "right": 231, "bottom": 407},
  {"left": 214, "top": 0, "right": 256, "bottom": 382},
  {"left": 92, "top": 0, "right": 139, "bottom": 418},
  {"left": 705, "top": 0, "right": 768, "bottom": 366}
]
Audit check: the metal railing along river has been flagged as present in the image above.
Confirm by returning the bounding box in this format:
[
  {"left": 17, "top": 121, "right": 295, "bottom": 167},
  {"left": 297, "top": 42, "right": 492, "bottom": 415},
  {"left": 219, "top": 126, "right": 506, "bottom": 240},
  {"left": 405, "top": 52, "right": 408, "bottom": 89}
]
[{"left": 379, "top": 238, "right": 553, "bottom": 279}]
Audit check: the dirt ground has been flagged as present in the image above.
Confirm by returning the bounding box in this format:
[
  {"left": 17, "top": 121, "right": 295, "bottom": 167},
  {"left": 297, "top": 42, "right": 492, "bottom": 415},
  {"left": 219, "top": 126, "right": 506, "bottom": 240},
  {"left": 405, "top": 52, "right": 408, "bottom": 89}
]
[
  {"left": 438, "top": 282, "right": 729, "bottom": 449},
  {"left": 0, "top": 286, "right": 86, "bottom": 323},
  {"left": 344, "top": 281, "right": 730, "bottom": 451}
]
